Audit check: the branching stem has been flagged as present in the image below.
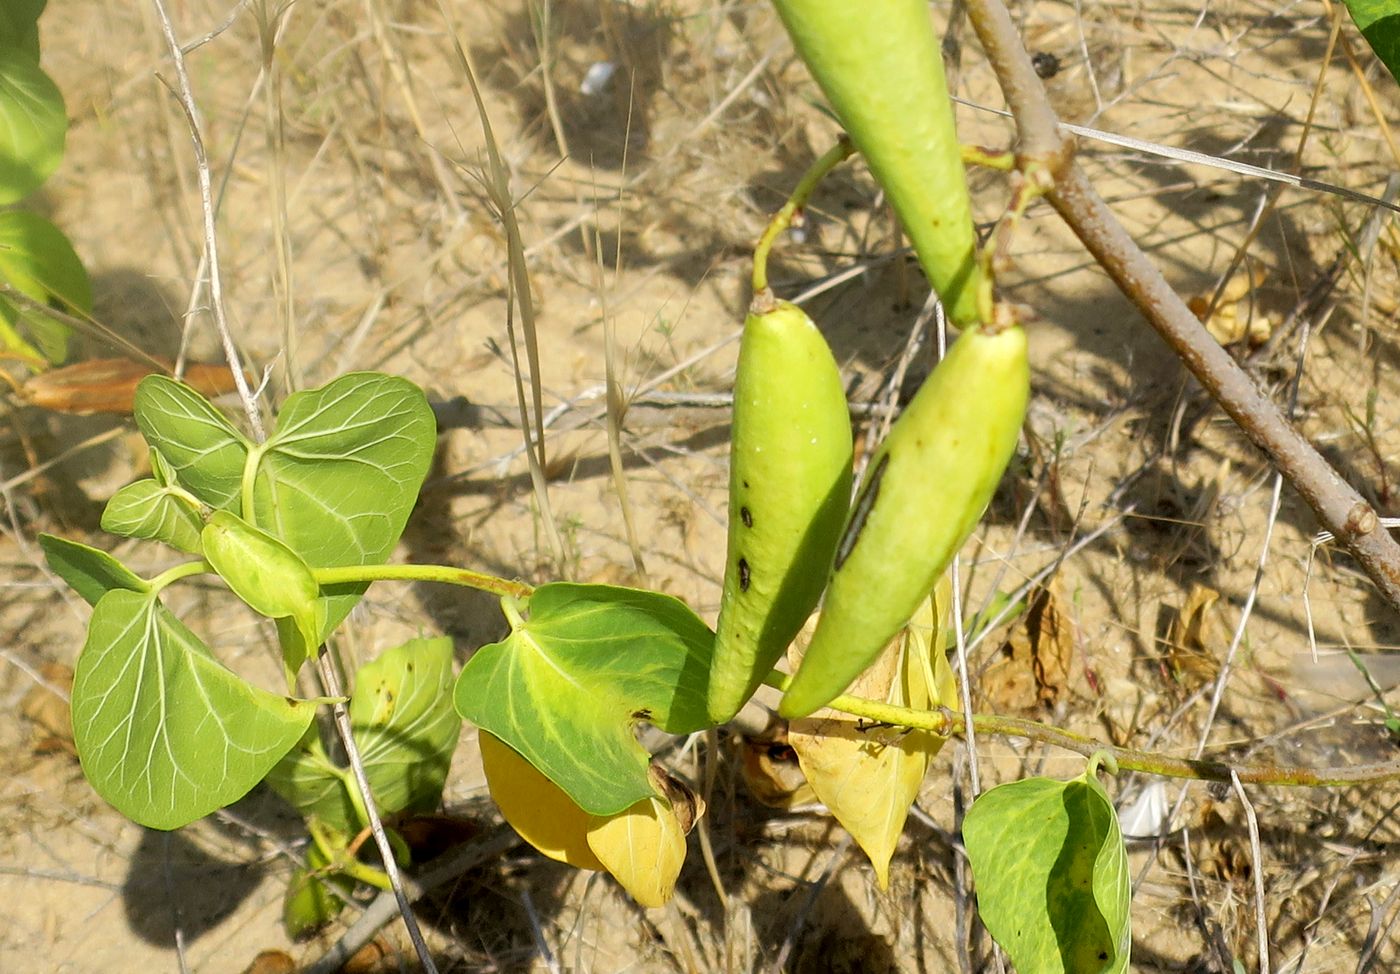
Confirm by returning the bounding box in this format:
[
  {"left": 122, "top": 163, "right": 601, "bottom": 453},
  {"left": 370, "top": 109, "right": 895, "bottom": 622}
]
[{"left": 962, "top": 0, "right": 1400, "bottom": 610}]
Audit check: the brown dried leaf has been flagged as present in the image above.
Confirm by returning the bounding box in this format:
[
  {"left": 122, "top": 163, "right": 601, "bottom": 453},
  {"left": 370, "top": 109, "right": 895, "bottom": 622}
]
[
  {"left": 1166, "top": 583, "right": 1223, "bottom": 686},
  {"left": 18, "top": 358, "right": 241, "bottom": 415},
  {"left": 739, "top": 729, "right": 816, "bottom": 809},
  {"left": 239, "top": 951, "right": 296, "bottom": 974},
  {"left": 983, "top": 582, "right": 1075, "bottom": 712},
  {"left": 787, "top": 577, "right": 957, "bottom": 888}
]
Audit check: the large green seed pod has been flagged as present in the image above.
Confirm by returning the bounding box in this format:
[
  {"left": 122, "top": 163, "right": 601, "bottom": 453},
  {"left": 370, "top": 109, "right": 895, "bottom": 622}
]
[
  {"left": 771, "top": 0, "right": 983, "bottom": 325},
  {"left": 708, "top": 298, "right": 853, "bottom": 724},
  {"left": 202, "top": 509, "right": 320, "bottom": 624},
  {"left": 780, "top": 323, "right": 1029, "bottom": 719}
]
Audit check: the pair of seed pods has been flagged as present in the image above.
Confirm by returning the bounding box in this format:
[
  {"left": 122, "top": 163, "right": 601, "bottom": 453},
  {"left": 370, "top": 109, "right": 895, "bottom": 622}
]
[
  {"left": 707, "top": 0, "right": 1030, "bottom": 721},
  {"left": 708, "top": 300, "right": 1028, "bottom": 723}
]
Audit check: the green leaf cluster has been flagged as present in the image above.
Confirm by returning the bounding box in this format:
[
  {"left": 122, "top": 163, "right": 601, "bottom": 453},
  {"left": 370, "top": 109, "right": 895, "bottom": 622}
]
[
  {"left": 0, "top": 2, "right": 89, "bottom": 366},
  {"left": 42, "top": 372, "right": 438, "bottom": 831}
]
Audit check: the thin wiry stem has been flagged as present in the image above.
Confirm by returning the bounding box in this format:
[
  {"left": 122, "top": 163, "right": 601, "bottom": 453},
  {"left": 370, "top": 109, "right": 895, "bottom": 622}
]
[{"left": 150, "top": 0, "right": 265, "bottom": 442}]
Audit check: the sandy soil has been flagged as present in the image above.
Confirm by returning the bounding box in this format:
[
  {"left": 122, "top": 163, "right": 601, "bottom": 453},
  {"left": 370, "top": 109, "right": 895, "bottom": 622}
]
[{"left": 2, "top": 0, "right": 1398, "bottom": 971}]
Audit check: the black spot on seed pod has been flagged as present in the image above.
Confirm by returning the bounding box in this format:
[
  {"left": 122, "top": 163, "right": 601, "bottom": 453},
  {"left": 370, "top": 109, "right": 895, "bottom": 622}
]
[
  {"left": 835, "top": 452, "right": 890, "bottom": 570},
  {"left": 740, "top": 506, "right": 753, "bottom": 528},
  {"left": 738, "top": 557, "right": 751, "bottom": 592}
]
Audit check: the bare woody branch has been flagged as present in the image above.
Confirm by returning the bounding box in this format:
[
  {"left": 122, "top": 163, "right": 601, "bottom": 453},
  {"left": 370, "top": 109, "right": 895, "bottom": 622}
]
[{"left": 963, "top": 0, "right": 1400, "bottom": 611}]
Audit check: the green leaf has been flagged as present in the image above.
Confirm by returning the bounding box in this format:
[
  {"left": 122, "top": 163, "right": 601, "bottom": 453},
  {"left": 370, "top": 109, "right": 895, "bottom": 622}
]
[
  {"left": 283, "top": 841, "right": 345, "bottom": 940},
  {"left": 454, "top": 583, "right": 714, "bottom": 816},
  {"left": 0, "top": 47, "right": 64, "bottom": 204},
  {"left": 101, "top": 479, "right": 204, "bottom": 553},
  {"left": 268, "top": 637, "right": 460, "bottom": 834},
  {"left": 250, "top": 372, "right": 435, "bottom": 637},
  {"left": 134, "top": 375, "right": 251, "bottom": 512},
  {"left": 38, "top": 533, "right": 149, "bottom": 605},
  {"left": 71, "top": 589, "right": 315, "bottom": 830},
  {"left": 963, "top": 769, "right": 1131, "bottom": 974},
  {"left": 264, "top": 725, "right": 350, "bottom": 831},
  {"left": 0, "top": 210, "right": 88, "bottom": 363},
  {"left": 0, "top": 0, "right": 46, "bottom": 60},
  {"left": 351, "top": 636, "right": 460, "bottom": 816},
  {"left": 1345, "top": 1, "right": 1400, "bottom": 85}
]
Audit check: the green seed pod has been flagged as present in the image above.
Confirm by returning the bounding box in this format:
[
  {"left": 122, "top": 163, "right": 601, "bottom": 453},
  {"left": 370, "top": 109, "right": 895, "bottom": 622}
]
[
  {"left": 202, "top": 510, "right": 320, "bottom": 624},
  {"left": 770, "top": 0, "right": 983, "bottom": 325},
  {"left": 708, "top": 298, "right": 853, "bottom": 724},
  {"left": 780, "top": 323, "right": 1029, "bottom": 719}
]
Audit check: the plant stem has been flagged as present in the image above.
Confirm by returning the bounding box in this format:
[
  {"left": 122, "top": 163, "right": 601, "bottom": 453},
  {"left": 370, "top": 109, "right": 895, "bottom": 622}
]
[
  {"left": 315, "top": 651, "right": 439, "bottom": 974},
  {"left": 148, "top": 559, "right": 211, "bottom": 592},
  {"left": 751, "top": 137, "right": 855, "bottom": 295},
  {"left": 962, "top": 0, "right": 1400, "bottom": 611},
  {"left": 313, "top": 563, "right": 533, "bottom": 600},
  {"left": 762, "top": 670, "right": 1400, "bottom": 788}
]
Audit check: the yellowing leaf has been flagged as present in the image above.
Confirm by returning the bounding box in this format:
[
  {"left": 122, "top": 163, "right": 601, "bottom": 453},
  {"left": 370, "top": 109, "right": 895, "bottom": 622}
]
[
  {"left": 586, "top": 793, "right": 687, "bottom": 909},
  {"left": 479, "top": 732, "right": 604, "bottom": 871},
  {"left": 788, "top": 577, "right": 958, "bottom": 888}
]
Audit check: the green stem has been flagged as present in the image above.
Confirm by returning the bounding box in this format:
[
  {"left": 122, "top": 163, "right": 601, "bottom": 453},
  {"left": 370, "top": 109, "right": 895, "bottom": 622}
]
[
  {"left": 241, "top": 443, "right": 263, "bottom": 520},
  {"left": 313, "top": 563, "right": 532, "bottom": 600},
  {"left": 762, "top": 670, "right": 1400, "bottom": 788},
  {"left": 752, "top": 137, "right": 855, "bottom": 295},
  {"left": 148, "top": 559, "right": 212, "bottom": 592},
  {"left": 961, "top": 144, "right": 1016, "bottom": 170}
]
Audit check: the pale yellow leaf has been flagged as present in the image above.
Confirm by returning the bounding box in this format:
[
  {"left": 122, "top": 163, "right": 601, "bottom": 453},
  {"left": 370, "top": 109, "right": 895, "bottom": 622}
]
[
  {"left": 586, "top": 791, "right": 687, "bottom": 908},
  {"left": 478, "top": 731, "right": 604, "bottom": 871},
  {"left": 788, "top": 575, "right": 958, "bottom": 888}
]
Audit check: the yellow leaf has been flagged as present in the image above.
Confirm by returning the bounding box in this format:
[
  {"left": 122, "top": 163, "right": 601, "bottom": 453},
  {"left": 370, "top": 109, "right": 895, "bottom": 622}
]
[
  {"left": 585, "top": 768, "right": 698, "bottom": 908},
  {"left": 585, "top": 792, "right": 687, "bottom": 908},
  {"left": 788, "top": 575, "right": 958, "bottom": 888},
  {"left": 478, "top": 731, "right": 604, "bottom": 871}
]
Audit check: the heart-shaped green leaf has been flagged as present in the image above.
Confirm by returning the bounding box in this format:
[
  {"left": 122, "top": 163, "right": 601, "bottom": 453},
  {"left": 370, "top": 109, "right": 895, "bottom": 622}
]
[
  {"left": 0, "top": 210, "right": 89, "bottom": 363},
  {"left": 101, "top": 479, "right": 204, "bottom": 553},
  {"left": 0, "top": 0, "right": 45, "bottom": 59},
  {"left": 267, "top": 636, "right": 460, "bottom": 834},
  {"left": 71, "top": 589, "right": 315, "bottom": 830},
  {"left": 39, "top": 533, "right": 149, "bottom": 605},
  {"left": 454, "top": 583, "right": 713, "bottom": 816},
  {"left": 963, "top": 766, "right": 1131, "bottom": 974},
  {"left": 0, "top": 47, "right": 64, "bottom": 204},
  {"left": 249, "top": 372, "right": 436, "bottom": 637},
  {"left": 134, "top": 375, "right": 251, "bottom": 512},
  {"left": 1345, "top": 1, "right": 1400, "bottom": 85}
]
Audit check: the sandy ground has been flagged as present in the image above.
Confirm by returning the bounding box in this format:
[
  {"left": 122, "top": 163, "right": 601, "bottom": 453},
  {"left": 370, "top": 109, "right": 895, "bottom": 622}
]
[{"left": 2, "top": 0, "right": 1398, "bottom": 971}]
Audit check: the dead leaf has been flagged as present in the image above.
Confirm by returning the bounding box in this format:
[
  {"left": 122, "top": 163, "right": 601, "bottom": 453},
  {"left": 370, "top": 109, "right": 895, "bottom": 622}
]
[
  {"left": 1165, "top": 583, "right": 1223, "bottom": 686},
  {"left": 344, "top": 936, "right": 401, "bottom": 974},
  {"left": 983, "top": 582, "right": 1075, "bottom": 712},
  {"left": 240, "top": 951, "right": 295, "bottom": 974},
  {"left": 478, "top": 731, "right": 604, "bottom": 870},
  {"left": 18, "top": 358, "right": 241, "bottom": 415},
  {"left": 739, "top": 728, "right": 817, "bottom": 809},
  {"left": 648, "top": 763, "right": 705, "bottom": 834},
  {"left": 1189, "top": 266, "right": 1274, "bottom": 347},
  {"left": 787, "top": 576, "right": 958, "bottom": 888}
]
